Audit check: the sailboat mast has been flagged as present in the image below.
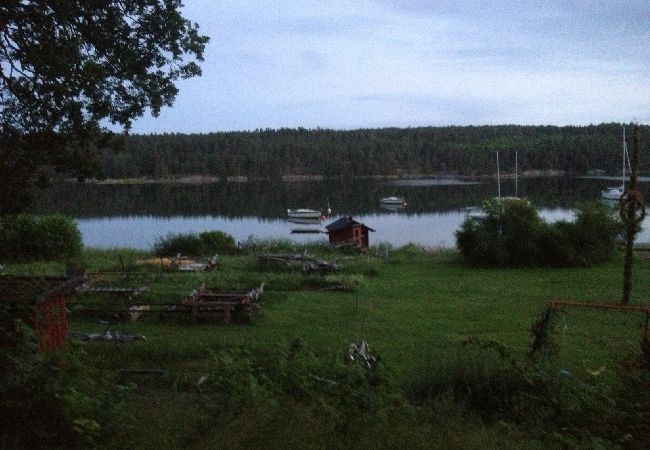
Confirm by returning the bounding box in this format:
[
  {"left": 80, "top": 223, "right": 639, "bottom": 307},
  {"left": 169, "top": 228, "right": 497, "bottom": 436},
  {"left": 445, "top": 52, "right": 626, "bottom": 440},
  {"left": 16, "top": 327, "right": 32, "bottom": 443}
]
[
  {"left": 496, "top": 151, "right": 501, "bottom": 199},
  {"left": 622, "top": 126, "right": 627, "bottom": 189},
  {"left": 515, "top": 150, "right": 518, "bottom": 197}
]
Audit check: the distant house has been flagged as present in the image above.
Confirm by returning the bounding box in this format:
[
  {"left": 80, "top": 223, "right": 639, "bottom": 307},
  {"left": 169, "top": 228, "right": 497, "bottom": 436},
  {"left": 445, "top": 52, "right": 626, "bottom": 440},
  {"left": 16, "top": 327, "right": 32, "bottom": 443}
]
[{"left": 325, "top": 217, "right": 375, "bottom": 249}]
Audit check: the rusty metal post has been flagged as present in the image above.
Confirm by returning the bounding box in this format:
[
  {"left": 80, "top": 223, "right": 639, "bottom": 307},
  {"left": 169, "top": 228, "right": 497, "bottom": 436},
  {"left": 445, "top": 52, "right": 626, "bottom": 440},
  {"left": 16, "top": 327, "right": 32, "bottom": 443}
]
[{"left": 621, "top": 125, "right": 645, "bottom": 305}]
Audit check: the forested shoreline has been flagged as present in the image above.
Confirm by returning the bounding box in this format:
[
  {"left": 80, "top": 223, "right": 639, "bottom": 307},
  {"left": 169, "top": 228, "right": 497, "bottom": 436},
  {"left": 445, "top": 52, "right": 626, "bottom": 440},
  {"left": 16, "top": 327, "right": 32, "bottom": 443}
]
[{"left": 100, "top": 123, "right": 650, "bottom": 180}]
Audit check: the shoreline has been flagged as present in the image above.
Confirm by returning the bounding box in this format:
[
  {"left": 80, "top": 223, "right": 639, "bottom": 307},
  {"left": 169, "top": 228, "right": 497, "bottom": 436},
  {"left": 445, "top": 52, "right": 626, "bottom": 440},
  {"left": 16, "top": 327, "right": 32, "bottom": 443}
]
[{"left": 61, "top": 170, "right": 570, "bottom": 185}]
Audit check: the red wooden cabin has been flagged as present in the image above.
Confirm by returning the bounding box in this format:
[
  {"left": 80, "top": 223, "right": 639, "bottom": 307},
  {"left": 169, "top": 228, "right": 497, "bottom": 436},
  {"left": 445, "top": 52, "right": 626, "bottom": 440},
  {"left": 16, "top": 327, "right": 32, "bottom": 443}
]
[
  {"left": 325, "top": 216, "right": 375, "bottom": 249},
  {"left": 0, "top": 276, "right": 82, "bottom": 351}
]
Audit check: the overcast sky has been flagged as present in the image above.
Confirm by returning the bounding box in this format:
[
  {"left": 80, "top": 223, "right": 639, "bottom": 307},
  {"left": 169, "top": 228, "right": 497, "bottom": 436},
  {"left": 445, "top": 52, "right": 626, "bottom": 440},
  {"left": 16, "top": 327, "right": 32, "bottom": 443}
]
[{"left": 129, "top": 0, "right": 650, "bottom": 133}]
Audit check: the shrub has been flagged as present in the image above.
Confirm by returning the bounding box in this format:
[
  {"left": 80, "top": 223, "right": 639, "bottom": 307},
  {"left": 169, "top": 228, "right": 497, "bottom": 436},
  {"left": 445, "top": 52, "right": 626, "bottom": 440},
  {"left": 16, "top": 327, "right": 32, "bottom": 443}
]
[
  {"left": 455, "top": 200, "right": 620, "bottom": 267},
  {"left": 571, "top": 201, "right": 621, "bottom": 264},
  {"left": 153, "top": 232, "right": 201, "bottom": 256},
  {"left": 153, "top": 230, "right": 237, "bottom": 256},
  {"left": 198, "top": 230, "right": 236, "bottom": 254},
  {"left": 0, "top": 214, "right": 82, "bottom": 262}
]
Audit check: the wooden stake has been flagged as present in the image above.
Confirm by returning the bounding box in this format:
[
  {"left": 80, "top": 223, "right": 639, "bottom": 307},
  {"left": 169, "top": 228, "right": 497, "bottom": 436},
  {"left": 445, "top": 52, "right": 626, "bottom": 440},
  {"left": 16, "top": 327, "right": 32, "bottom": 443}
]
[{"left": 621, "top": 125, "right": 644, "bottom": 305}]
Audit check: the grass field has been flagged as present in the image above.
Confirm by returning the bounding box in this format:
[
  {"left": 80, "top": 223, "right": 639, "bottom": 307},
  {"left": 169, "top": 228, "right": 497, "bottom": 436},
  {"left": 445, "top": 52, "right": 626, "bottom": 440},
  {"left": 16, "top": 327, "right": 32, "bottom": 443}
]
[{"left": 4, "top": 245, "right": 650, "bottom": 449}]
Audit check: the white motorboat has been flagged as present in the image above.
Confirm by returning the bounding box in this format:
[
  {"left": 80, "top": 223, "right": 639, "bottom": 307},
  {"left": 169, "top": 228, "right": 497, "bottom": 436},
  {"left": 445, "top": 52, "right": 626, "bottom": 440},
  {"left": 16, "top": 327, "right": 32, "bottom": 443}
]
[
  {"left": 287, "top": 208, "right": 322, "bottom": 219},
  {"left": 379, "top": 196, "right": 406, "bottom": 205},
  {"left": 601, "top": 186, "right": 624, "bottom": 200},
  {"left": 601, "top": 127, "right": 629, "bottom": 201}
]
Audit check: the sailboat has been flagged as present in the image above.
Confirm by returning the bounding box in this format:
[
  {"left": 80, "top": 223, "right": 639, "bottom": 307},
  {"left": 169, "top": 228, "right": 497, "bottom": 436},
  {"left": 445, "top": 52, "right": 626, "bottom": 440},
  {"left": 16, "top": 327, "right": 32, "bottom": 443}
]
[
  {"left": 466, "top": 150, "right": 525, "bottom": 219},
  {"left": 495, "top": 150, "right": 526, "bottom": 203},
  {"left": 602, "top": 127, "right": 630, "bottom": 200}
]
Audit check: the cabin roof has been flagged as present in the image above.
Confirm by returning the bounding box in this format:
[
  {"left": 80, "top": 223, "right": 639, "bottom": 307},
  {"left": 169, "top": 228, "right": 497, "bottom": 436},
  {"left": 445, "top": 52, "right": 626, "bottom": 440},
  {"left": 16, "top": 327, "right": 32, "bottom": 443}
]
[{"left": 325, "top": 216, "right": 375, "bottom": 233}]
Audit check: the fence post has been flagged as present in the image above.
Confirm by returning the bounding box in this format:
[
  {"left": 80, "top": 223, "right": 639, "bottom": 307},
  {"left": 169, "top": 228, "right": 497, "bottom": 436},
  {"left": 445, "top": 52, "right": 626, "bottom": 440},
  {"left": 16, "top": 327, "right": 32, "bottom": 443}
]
[{"left": 621, "top": 125, "right": 645, "bottom": 305}]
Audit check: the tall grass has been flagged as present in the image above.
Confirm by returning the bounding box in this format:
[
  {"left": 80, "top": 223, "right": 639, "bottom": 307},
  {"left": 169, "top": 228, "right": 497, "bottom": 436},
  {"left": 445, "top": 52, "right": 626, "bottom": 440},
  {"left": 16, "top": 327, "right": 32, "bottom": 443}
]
[{"left": 3, "top": 244, "right": 650, "bottom": 448}]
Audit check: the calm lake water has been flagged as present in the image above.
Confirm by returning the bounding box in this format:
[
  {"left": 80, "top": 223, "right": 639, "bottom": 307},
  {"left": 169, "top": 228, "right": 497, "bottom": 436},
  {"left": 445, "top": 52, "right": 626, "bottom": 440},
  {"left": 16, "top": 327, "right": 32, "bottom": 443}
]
[{"left": 31, "top": 177, "right": 650, "bottom": 249}]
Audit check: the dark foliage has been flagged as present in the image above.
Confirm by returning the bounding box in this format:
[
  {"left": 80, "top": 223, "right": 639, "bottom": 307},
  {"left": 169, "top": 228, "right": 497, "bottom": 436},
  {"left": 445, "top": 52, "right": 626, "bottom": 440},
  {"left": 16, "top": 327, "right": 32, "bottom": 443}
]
[
  {"left": 190, "top": 341, "right": 405, "bottom": 435},
  {"left": 0, "top": 312, "right": 133, "bottom": 449},
  {"left": 406, "top": 337, "right": 650, "bottom": 448},
  {"left": 0, "top": 214, "right": 82, "bottom": 262},
  {"left": 0, "top": 0, "right": 208, "bottom": 213},
  {"left": 153, "top": 229, "right": 237, "bottom": 256},
  {"left": 455, "top": 199, "right": 620, "bottom": 267},
  {"left": 97, "top": 123, "right": 650, "bottom": 181}
]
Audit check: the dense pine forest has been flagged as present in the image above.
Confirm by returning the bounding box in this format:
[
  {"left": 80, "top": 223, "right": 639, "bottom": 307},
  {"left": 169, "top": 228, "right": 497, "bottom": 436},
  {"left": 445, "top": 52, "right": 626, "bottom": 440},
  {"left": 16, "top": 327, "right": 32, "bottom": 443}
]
[{"left": 100, "top": 123, "right": 650, "bottom": 179}]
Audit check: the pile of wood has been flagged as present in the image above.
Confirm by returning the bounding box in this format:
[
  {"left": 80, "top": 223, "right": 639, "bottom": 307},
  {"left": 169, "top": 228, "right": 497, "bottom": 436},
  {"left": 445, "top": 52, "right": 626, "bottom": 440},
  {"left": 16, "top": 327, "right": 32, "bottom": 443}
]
[
  {"left": 170, "top": 253, "right": 220, "bottom": 272},
  {"left": 181, "top": 283, "right": 264, "bottom": 324},
  {"left": 256, "top": 253, "right": 341, "bottom": 274}
]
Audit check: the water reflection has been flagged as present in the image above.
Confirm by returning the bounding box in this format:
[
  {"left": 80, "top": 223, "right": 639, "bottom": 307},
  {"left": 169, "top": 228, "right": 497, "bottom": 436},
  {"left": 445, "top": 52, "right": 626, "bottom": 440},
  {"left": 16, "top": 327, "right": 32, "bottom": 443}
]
[{"left": 30, "top": 177, "right": 650, "bottom": 249}]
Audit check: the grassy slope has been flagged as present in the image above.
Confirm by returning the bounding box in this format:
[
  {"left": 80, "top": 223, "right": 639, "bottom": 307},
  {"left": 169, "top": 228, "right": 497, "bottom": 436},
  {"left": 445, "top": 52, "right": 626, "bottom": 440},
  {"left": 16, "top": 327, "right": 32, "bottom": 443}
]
[{"left": 7, "top": 247, "right": 649, "bottom": 448}]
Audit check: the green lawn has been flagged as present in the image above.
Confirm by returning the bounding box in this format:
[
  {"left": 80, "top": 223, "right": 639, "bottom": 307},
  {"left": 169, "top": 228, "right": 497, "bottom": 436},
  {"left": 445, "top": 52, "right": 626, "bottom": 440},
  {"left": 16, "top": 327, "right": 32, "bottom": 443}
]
[{"left": 5, "top": 246, "right": 650, "bottom": 449}]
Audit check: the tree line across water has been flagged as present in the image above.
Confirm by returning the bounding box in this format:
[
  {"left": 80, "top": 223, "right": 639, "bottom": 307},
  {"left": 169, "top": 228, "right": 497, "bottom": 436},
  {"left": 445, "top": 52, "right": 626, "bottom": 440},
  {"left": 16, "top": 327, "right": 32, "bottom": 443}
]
[{"left": 100, "top": 123, "right": 650, "bottom": 179}]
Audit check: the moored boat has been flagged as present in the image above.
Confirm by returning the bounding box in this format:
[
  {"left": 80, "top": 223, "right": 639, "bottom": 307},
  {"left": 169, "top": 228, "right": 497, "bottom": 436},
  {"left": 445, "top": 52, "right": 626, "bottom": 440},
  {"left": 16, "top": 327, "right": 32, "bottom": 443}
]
[
  {"left": 601, "top": 186, "right": 624, "bottom": 200},
  {"left": 379, "top": 196, "right": 406, "bottom": 205},
  {"left": 601, "top": 127, "right": 629, "bottom": 201},
  {"left": 287, "top": 208, "right": 322, "bottom": 219}
]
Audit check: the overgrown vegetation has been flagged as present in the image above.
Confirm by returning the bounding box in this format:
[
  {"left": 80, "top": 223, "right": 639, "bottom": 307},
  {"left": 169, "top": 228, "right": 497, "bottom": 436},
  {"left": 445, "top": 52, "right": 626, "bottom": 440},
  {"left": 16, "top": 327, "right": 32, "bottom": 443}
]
[
  {"left": 407, "top": 336, "right": 650, "bottom": 448},
  {"left": 153, "top": 230, "right": 237, "bottom": 256},
  {"left": 2, "top": 245, "right": 649, "bottom": 448},
  {"left": 0, "top": 214, "right": 82, "bottom": 262},
  {"left": 190, "top": 342, "right": 405, "bottom": 434},
  {"left": 0, "top": 315, "right": 133, "bottom": 449},
  {"left": 455, "top": 199, "right": 621, "bottom": 267}
]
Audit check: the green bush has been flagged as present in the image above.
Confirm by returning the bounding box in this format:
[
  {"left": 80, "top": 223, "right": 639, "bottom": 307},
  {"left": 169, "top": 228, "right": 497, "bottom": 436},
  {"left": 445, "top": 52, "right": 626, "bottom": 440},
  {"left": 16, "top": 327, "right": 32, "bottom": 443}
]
[
  {"left": 455, "top": 199, "right": 620, "bottom": 267},
  {"left": 153, "top": 230, "right": 237, "bottom": 256},
  {"left": 153, "top": 232, "right": 201, "bottom": 256},
  {"left": 0, "top": 214, "right": 82, "bottom": 262},
  {"left": 198, "top": 230, "right": 236, "bottom": 254},
  {"left": 572, "top": 201, "right": 622, "bottom": 264}
]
